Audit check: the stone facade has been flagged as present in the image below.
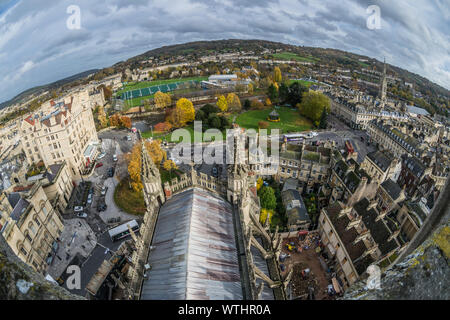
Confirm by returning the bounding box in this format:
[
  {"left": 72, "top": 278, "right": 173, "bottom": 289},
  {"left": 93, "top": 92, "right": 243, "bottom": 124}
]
[
  {"left": 19, "top": 94, "right": 99, "bottom": 180},
  {"left": 0, "top": 182, "right": 64, "bottom": 274}
]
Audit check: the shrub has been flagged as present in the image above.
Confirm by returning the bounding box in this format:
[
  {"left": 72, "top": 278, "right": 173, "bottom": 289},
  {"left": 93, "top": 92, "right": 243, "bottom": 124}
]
[{"left": 258, "top": 121, "right": 269, "bottom": 129}]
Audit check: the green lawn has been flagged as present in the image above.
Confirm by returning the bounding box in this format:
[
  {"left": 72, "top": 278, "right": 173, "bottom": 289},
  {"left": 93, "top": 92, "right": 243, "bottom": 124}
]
[
  {"left": 234, "top": 106, "right": 313, "bottom": 134},
  {"left": 160, "top": 167, "right": 184, "bottom": 184},
  {"left": 288, "top": 79, "right": 316, "bottom": 88},
  {"left": 113, "top": 178, "right": 146, "bottom": 215},
  {"left": 272, "top": 52, "right": 319, "bottom": 63},
  {"left": 142, "top": 123, "right": 228, "bottom": 143}
]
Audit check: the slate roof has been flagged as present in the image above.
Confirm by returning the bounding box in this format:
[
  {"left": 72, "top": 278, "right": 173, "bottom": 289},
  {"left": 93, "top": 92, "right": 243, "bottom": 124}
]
[
  {"left": 10, "top": 197, "right": 30, "bottom": 221},
  {"left": 281, "top": 189, "right": 310, "bottom": 225},
  {"left": 353, "top": 198, "right": 399, "bottom": 256},
  {"left": 367, "top": 150, "right": 393, "bottom": 172},
  {"left": 381, "top": 179, "right": 402, "bottom": 200},
  {"left": 140, "top": 188, "right": 242, "bottom": 300},
  {"left": 403, "top": 156, "right": 426, "bottom": 178},
  {"left": 324, "top": 203, "right": 373, "bottom": 276}
]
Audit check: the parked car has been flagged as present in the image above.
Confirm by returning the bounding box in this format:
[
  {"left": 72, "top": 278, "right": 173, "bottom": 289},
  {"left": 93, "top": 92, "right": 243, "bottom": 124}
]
[
  {"left": 101, "top": 186, "right": 108, "bottom": 196},
  {"left": 107, "top": 167, "right": 115, "bottom": 177},
  {"left": 127, "top": 135, "right": 132, "bottom": 141},
  {"left": 87, "top": 194, "right": 93, "bottom": 204},
  {"left": 113, "top": 155, "right": 118, "bottom": 162},
  {"left": 97, "top": 203, "right": 107, "bottom": 212},
  {"left": 74, "top": 206, "right": 84, "bottom": 212},
  {"left": 97, "top": 153, "right": 106, "bottom": 159},
  {"left": 77, "top": 212, "right": 88, "bottom": 218},
  {"left": 95, "top": 162, "right": 104, "bottom": 168}
]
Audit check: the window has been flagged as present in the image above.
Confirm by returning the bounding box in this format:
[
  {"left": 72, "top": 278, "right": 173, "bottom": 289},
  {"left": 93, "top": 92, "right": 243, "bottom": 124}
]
[
  {"left": 20, "top": 247, "right": 28, "bottom": 256},
  {"left": 25, "top": 233, "right": 33, "bottom": 242}
]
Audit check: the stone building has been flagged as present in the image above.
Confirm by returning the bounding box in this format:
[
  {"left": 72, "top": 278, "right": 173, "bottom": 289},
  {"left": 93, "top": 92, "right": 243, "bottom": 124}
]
[
  {"left": 360, "top": 150, "right": 401, "bottom": 186},
  {"left": 319, "top": 198, "right": 401, "bottom": 289},
  {"left": 367, "top": 120, "right": 426, "bottom": 159},
  {"left": 0, "top": 182, "right": 64, "bottom": 274},
  {"left": 397, "top": 155, "right": 431, "bottom": 199},
  {"left": 19, "top": 94, "right": 99, "bottom": 180},
  {"left": 395, "top": 200, "right": 429, "bottom": 242},
  {"left": 126, "top": 132, "right": 291, "bottom": 300},
  {"left": 328, "top": 156, "right": 375, "bottom": 207}
]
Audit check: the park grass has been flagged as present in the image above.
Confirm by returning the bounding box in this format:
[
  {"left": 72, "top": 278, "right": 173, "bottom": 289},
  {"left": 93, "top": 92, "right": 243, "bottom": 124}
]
[
  {"left": 142, "top": 123, "right": 228, "bottom": 143},
  {"left": 113, "top": 178, "right": 146, "bottom": 215},
  {"left": 288, "top": 79, "right": 316, "bottom": 88},
  {"left": 234, "top": 106, "right": 313, "bottom": 134},
  {"left": 272, "top": 52, "right": 319, "bottom": 63}
]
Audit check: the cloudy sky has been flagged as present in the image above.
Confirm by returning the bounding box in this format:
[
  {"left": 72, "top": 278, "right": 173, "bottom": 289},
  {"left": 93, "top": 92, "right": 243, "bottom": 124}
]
[{"left": 0, "top": 0, "right": 449, "bottom": 103}]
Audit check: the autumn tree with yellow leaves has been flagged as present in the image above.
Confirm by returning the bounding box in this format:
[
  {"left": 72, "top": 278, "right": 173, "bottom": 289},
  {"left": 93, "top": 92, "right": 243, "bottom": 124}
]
[
  {"left": 226, "top": 93, "right": 241, "bottom": 112},
  {"left": 97, "top": 105, "right": 108, "bottom": 128},
  {"left": 170, "top": 98, "right": 195, "bottom": 128},
  {"left": 216, "top": 95, "right": 228, "bottom": 112},
  {"left": 163, "top": 159, "right": 178, "bottom": 180},
  {"left": 274, "top": 66, "right": 282, "bottom": 84},
  {"left": 154, "top": 91, "right": 172, "bottom": 109},
  {"left": 127, "top": 140, "right": 167, "bottom": 192},
  {"left": 127, "top": 144, "right": 143, "bottom": 192}
]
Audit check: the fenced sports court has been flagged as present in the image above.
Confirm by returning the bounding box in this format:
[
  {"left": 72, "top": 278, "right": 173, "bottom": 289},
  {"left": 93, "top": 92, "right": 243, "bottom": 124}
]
[{"left": 120, "top": 80, "right": 201, "bottom": 101}]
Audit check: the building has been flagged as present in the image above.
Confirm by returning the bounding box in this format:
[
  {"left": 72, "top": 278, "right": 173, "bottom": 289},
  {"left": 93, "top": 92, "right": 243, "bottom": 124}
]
[
  {"left": 360, "top": 150, "right": 401, "bottom": 185},
  {"left": 281, "top": 189, "right": 310, "bottom": 231},
  {"left": 278, "top": 143, "right": 332, "bottom": 192},
  {"left": 328, "top": 154, "right": 376, "bottom": 207},
  {"left": 0, "top": 182, "right": 64, "bottom": 274},
  {"left": 319, "top": 198, "right": 400, "bottom": 289},
  {"left": 124, "top": 134, "right": 291, "bottom": 301},
  {"left": 201, "top": 74, "right": 250, "bottom": 89},
  {"left": 395, "top": 200, "right": 429, "bottom": 242},
  {"left": 34, "top": 161, "right": 74, "bottom": 215},
  {"left": 367, "top": 120, "right": 425, "bottom": 158},
  {"left": 19, "top": 95, "right": 99, "bottom": 180},
  {"left": 397, "top": 155, "right": 431, "bottom": 199}
]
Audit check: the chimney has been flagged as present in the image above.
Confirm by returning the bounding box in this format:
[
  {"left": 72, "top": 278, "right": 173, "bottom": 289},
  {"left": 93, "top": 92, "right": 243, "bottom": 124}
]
[
  {"left": 346, "top": 215, "right": 362, "bottom": 231},
  {"left": 367, "top": 200, "right": 377, "bottom": 211},
  {"left": 338, "top": 206, "right": 352, "bottom": 218}
]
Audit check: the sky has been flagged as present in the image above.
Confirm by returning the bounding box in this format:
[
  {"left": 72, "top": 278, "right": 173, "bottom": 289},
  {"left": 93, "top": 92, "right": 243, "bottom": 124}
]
[{"left": 0, "top": 0, "right": 449, "bottom": 103}]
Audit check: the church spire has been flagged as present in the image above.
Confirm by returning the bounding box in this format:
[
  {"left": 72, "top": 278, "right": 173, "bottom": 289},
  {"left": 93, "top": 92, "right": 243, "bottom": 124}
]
[{"left": 379, "top": 57, "right": 387, "bottom": 109}]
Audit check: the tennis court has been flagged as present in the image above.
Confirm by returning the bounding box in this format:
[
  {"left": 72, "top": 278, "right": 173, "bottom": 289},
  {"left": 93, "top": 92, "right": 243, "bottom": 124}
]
[{"left": 121, "top": 80, "right": 200, "bottom": 100}]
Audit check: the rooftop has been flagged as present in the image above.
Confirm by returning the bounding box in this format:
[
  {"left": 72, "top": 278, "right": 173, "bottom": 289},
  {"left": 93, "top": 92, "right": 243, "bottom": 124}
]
[
  {"left": 367, "top": 150, "right": 394, "bottom": 172},
  {"left": 141, "top": 188, "right": 242, "bottom": 300},
  {"left": 381, "top": 179, "right": 403, "bottom": 200}
]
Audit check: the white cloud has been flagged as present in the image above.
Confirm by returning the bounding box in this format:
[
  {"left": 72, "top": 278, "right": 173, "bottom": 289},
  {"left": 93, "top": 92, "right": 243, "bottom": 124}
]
[{"left": 0, "top": 0, "right": 448, "bottom": 103}]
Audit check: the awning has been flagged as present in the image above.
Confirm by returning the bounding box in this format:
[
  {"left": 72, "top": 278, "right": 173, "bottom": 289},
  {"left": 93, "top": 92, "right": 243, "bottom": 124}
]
[{"left": 298, "top": 231, "right": 309, "bottom": 236}]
